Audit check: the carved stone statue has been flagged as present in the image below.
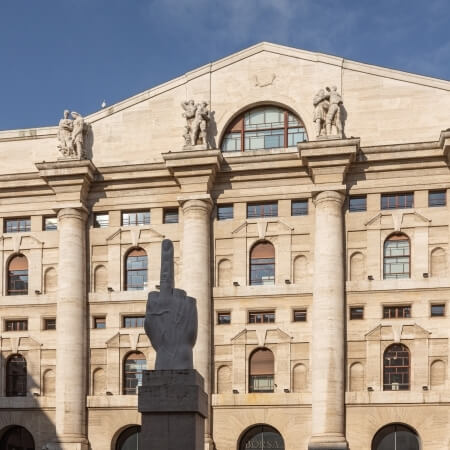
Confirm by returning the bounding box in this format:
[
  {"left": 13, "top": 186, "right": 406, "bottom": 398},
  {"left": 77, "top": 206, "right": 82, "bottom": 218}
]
[
  {"left": 313, "top": 89, "right": 329, "bottom": 137},
  {"left": 57, "top": 110, "right": 88, "bottom": 159},
  {"left": 144, "top": 239, "right": 198, "bottom": 370},
  {"left": 325, "top": 86, "right": 344, "bottom": 137},
  {"left": 313, "top": 86, "right": 344, "bottom": 139},
  {"left": 181, "top": 100, "right": 210, "bottom": 148}
]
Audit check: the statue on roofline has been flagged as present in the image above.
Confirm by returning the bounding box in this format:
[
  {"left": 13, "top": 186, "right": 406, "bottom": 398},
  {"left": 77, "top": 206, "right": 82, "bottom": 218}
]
[
  {"left": 313, "top": 85, "right": 344, "bottom": 139},
  {"left": 181, "top": 100, "right": 210, "bottom": 148},
  {"left": 57, "top": 110, "right": 88, "bottom": 159}
]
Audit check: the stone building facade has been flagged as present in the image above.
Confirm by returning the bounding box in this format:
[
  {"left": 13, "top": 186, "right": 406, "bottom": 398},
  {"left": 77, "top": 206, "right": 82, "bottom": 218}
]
[{"left": 0, "top": 42, "right": 449, "bottom": 450}]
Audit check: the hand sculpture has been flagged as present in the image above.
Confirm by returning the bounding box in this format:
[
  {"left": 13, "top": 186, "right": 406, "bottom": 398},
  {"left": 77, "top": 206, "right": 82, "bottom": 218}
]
[{"left": 144, "top": 239, "right": 198, "bottom": 370}]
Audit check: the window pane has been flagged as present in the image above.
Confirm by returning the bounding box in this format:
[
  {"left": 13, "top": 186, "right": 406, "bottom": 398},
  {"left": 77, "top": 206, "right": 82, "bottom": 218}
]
[
  {"left": 293, "top": 310, "right": 307, "bottom": 322},
  {"left": 122, "top": 211, "right": 150, "bottom": 226},
  {"left": 5, "top": 218, "right": 31, "bottom": 233},
  {"left": 217, "top": 205, "right": 233, "bottom": 220},
  {"left": 44, "top": 318, "right": 56, "bottom": 330},
  {"left": 94, "top": 213, "right": 109, "bottom": 228},
  {"left": 431, "top": 304, "right": 445, "bottom": 317},
  {"left": 123, "top": 316, "right": 145, "bottom": 328},
  {"left": 429, "top": 190, "right": 446, "bottom": 207},
  {"left": 292, "top": 200, "right": 308, "bottom": 216},
  {"left": 349, "top": 196, "right": 367, "bottom": 212},
  {"left": 247, "top": 202, "right": 278, "bottom": 218},
  {"left": 44, "top": 217, "right": 58, "bottom": 230},
  {"left": 164, "top": 209, "right": 179, "bottom": 224},
  {"left": 350, "top": 307, "right": 364, "bottom": 320},
  {"left": 222, "top": 133, "right": 241, "bottom": 152},
  {"left": 217, "top": 312, "right": 231, "bottom": 325},
  {"left": 381, "top": 193, "right": 414, "bottom": 210}
]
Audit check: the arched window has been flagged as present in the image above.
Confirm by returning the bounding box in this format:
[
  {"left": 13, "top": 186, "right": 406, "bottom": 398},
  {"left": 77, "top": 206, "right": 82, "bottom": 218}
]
[
  {"left": 125, "top": 248, "right": 147, "bottom": 291},
  {"left": 8, "top": 254, "right": 28, "bottom": 295},
  {"left": 383, "top": 234, "right": 410, "bottom": 279},
  {"left": 372, "top": 423, "right": 420, "bottom": 450},
  {"left": 383, "top": 344, "right": 410, "bottom": 391},
  {"left": 249, "top": 348, "right": 274, "bottom": 393},
  {"left": 116, "top": 426, "right": 141, "bottom": 450},
  {"left": 250, "top": 242, "right": 275, "bottom": 286},
  {"left": 239, "top": 425, "right": 285, "bottom": 450},
  {"left": 0, "top": 426, "right": 35, "bottom": 450},
  {"left": 6, "top": 354, "right": 27, "bottom": 396},
  {"left": 123, "top": 352, "right": 146, "bottom": 395},
  {"left": 221, "top": 105, "right": 307, "bottom": 152}
]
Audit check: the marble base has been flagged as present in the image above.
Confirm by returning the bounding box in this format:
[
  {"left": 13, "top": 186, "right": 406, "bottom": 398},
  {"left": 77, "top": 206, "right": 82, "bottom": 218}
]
[{"left": 138, "top": 369, "right": 208, "bottom": 450}]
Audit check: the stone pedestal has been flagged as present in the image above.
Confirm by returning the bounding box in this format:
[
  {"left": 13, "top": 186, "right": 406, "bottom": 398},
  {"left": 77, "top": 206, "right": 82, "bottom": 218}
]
[
  {"left": 308, "top": 191, "right": 348, "bottom": 450},
  {"left": 138, "top": 370, "right": 208, "bottom": 450}
]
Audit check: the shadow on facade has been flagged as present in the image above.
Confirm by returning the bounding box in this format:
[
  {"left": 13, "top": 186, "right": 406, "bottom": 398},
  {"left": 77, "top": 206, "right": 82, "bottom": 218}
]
[{"left": 0, "top": 349, "right": 59, "bottom": 449}]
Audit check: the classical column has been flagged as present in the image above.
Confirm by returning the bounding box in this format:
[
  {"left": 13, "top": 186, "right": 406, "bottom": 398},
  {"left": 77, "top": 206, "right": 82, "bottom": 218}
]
[
  {"left": 54, "top": 207, "right": 88, "bottom": 450},
  {"left": 180, "top": 197, "right": 213, "bottom": 447},
  {"left": 309, "top": 190, "right": 348, "bottom": 450}
]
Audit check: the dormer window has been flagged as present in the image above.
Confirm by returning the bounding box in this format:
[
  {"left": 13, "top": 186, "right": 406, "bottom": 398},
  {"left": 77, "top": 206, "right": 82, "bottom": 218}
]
[{"left": 221, "top": 106, "right": 307, "bottom": 152}]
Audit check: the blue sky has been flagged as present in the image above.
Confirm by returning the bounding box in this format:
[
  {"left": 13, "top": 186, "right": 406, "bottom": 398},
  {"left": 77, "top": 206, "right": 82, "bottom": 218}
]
[{"left": 0, "top": 0, "right": 449, "bottom": 130}]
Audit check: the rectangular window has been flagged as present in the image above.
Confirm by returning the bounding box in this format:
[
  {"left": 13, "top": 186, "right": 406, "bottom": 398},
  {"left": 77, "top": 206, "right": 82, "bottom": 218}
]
[
  {"left": 217, "top": 205, "right": 233, "bottom": 220},
  {"left": 383, "top": 305, "right": 411, "bottom": 319},
  {"left": 44, "top": 318, "right": 56, "bottom": 330},
  {"left": 247, "top": 202, "right": 278, "bottom": 218},
  {"left": 248, "top": 311, "right": 275, "bottom": 324},
  {"left": 350, "top": 307, "right": 364, "bottom": 320},
  {"left": 293, "top": 309, "right": 307, "bottom": 322},
  {"left": 431, "top": 304, "right": 445, "bottom": 317},
  {"left": 5, "top": 319, "right": 28, "bottom": 331},
  {"left": 4, "top": 218, "right": 31, "bottom": 233},
  {"left": 123, "top": 315, "right": 145, "bottom": 328},
  {"left": 122, "top": 211, "right": 150, "bottom": 226},
  {"left": 291, "top": 200, "right": 308, "bottom": 216},
  {"left": 94, "top": 213, "right": 109, "bottom": 228},
  {"left": 44, "top": 216, "right": 58, "bottom": 231},
  {"left": 381, "top": 193, "right": 414, "bottom": 210},
  {"left": 349, "top": 195, "right": 367, "bottom": 212},
  {"left": 429, "top": 190, "right": 446, "bottom": 207},
  {"left": 163, "top": 209, "right": 179, "bottom": 224},
  {"left": 94, "top": 317, "right": 106, "bottom": 329},
  {"left": 217, "top": 312, "right": 231, "bottom": 325}
]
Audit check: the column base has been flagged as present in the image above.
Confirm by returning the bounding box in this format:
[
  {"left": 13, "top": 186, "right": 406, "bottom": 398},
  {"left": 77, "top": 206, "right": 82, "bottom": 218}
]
[
  {"left": 204, "top": 434, "right": 215, "bottom": 450},
  {"left": 308, "top": 435, "right": 348, "bottom": 450}
]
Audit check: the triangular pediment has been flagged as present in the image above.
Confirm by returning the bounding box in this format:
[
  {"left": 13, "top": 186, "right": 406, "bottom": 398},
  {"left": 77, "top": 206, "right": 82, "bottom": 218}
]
[
  {"left": 106, "top": 227, "right": 165, "bottom": 246},
  {"left": 365, "top": 210, "right": 431, "bottom": 231},
  {"left": 232, "top": 219, "right": 293, "bottom": 238}
]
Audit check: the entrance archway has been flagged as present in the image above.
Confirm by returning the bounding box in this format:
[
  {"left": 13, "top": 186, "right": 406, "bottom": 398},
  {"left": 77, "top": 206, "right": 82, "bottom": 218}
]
[
  {"left": 0, "top": 426, "right": 34, "bottom": 450},
  {"left": 239, "top": 424, "right": 284, "bottom": 449},
  {"left": 372, "top": 423, "right": 420, "bottom": 450},
  {"left": 116, "top": 426, "right": 141, "bottom": 450}
]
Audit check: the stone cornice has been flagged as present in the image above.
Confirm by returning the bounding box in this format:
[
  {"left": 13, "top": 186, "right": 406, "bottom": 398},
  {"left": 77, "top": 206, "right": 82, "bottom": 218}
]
[
  {"left": 163, "top": 149, "right": 223, "bottom": 195},
  {"left": 35, "top": 159, "right": 96, "bottom": 210},
  {"left": 298, "top": 138, "right": 359, "bottom": 185}
]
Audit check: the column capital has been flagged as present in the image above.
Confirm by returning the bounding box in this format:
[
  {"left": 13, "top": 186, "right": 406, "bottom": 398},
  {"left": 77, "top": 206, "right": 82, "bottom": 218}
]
[
  {"left": 35, "top": 159, "right": 96, "bottom": 209},
  {"left": 178, "top": 194, "right": 213, "bottom": 214},
  {"left": 298, "top": 137, "right": 359, "bottom": 185},
  {"left": 57, "top": 207, "right": 88, "bottom": 222},
  {"left": 313, "top": 190, "right": 345, "bottom": 207}
]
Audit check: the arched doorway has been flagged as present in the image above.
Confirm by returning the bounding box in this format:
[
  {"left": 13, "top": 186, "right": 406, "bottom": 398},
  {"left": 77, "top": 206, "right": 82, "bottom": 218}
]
[
  {"left": 372, "top": 423, "right": 420, "bottom": 450},
  {"left": 0, "top": 426, "right": 34, "bottom": 450},
  {"left": 239, "top": 424, "right": 284, "bottom": 450},
  {"left": 116, "top": 426, "right": 141, "bottom": 450}
]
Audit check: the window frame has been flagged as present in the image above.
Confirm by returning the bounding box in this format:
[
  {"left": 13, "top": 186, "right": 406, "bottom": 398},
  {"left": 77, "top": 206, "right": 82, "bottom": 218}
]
[
  {"left": 349, "top": 195, "right": 367, "bottom": 212},
  {"left": 93, "top": 316, "right": 106, "bottom": 329},
  {"left": 221, "top": 106, "right": 307, "bottom": 153},
  {"left": 248, "top": 310, "right": 275, "bottom": 324},
  {"left": 163, "top": 208, "right": 179, "bottom": 224},
  {"left": 5, "top": 319, "right": 28, "bottom": 331},
  {"left": 383, "top": 344, "right": 410, "bottom": 391},
  {"left": 7, "top": 254, "right": 29, "bottom": 296},
  {"left": 217, "top": 204, "right": 234, "bottom": 221},
  {"left": 125, "top": 248, "right": 148, "bottom": 291},
  {"left": 248, "top": 348, "right": 275, "bottom": 393},
  {"left": 428, "top": 190, "right": 446, "bottom": 207},
  {"left": 381, "top": 192, "right": 414, "bottom": 210},
  {"left": 430, "top": 303, "right": 445, "bottom": 317},
  {"left": 6, "top": 354, "right": 27, "bottom": 397},
  {"left": 247, "top": 202, "right": 278, "bottom": 218},
  {"left": 217, "top": 311, "right": 231, "bottom": 325},
  {"left": 383, "top": 304, "right": 411, "bottom": 319},
  {"left": 43, "top": 318, "right": 56, "bottom": 330},
  {"left": 4, "top": 217, "right": 31, "bottom": 233},
  {"left": 123, "top": 352, "right": 146, "bottom": 395},
  {"left": 43, "top": 216, "right": 58, "bottom": 231},
  {"left": 293, "top": 309, "right": 307, "bottom": 322},
  {"left": 93, "top": 212, "right": 109, "bottom": 228},
  {"left": 122, "top": 315, "right": 145, "bottom": 328},
  {"left": 291, "top": 200, "right": 308, "bottom": 216},
  {"left": 349, "top": 306, "right": 364, "bottom": 320},
  {"left": 383, "top": 234, "right": 410, "bottom": 280},
  {"left": 121, "top": 210, "right": 150, "bottom": 227}
]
